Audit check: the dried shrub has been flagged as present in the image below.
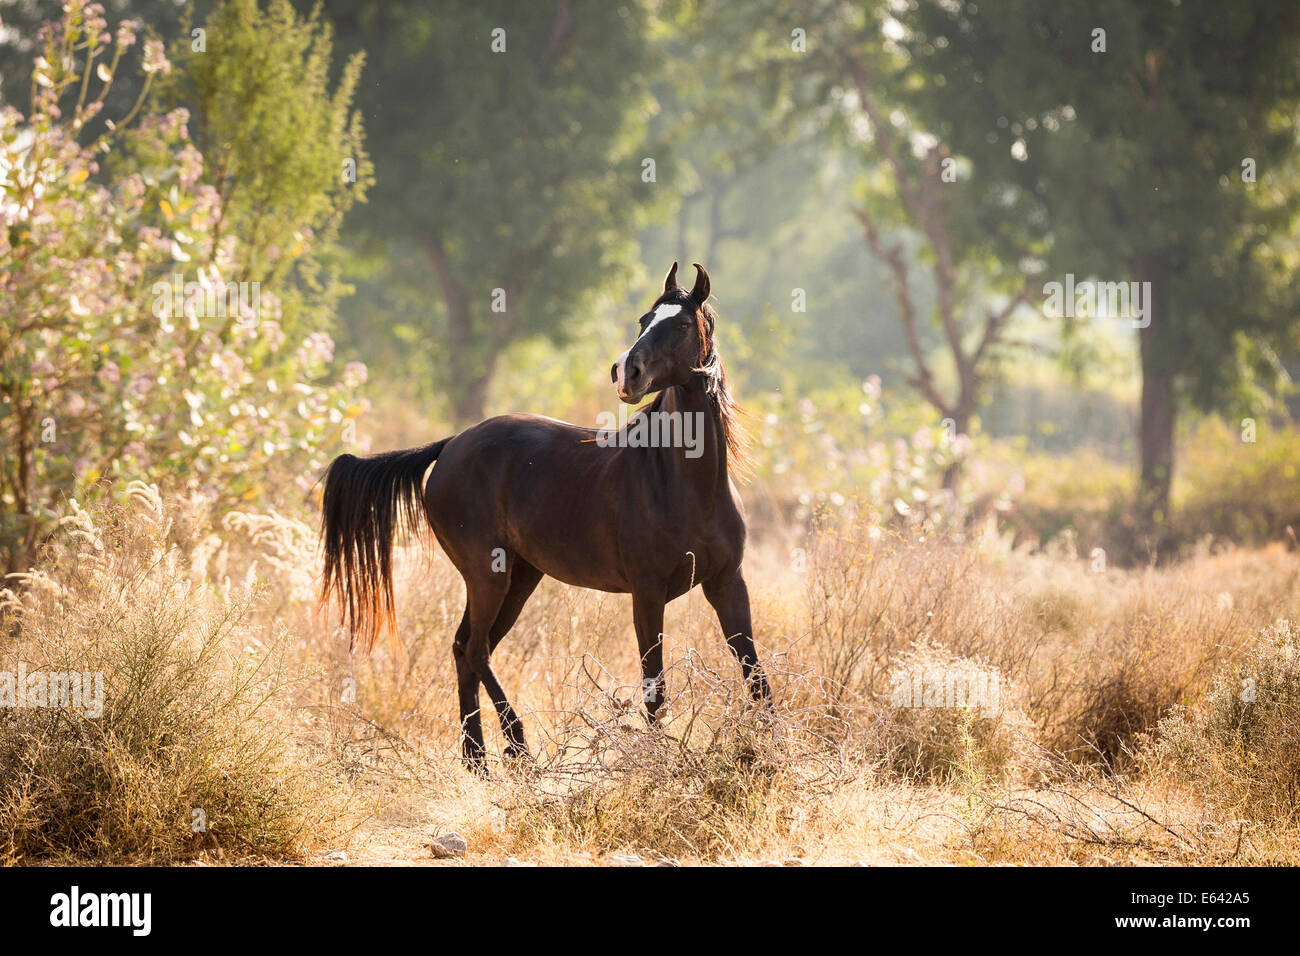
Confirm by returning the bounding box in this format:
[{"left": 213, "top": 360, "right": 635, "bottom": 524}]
[
  {"left": 1146, "top": 620, "right": 1300, "bottom": 825},
  {"left": 0, "top": 487, "right": 350, "bottom": 862},
  {"left": 874, "top": 642, "right": 1039, "bottom": 786}
]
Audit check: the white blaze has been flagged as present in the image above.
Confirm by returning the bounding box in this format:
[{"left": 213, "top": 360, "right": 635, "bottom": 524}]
[
  {"left": 615, "top": 303, "right": 683, "bottom": 395},
  {"left": 648, "top": 303, "right": 683, "bottom": 325}
]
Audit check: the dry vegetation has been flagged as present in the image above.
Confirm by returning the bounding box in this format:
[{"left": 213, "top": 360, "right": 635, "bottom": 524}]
[{"left": 3, "top": 487, "right": 1300, "bottom": 866}]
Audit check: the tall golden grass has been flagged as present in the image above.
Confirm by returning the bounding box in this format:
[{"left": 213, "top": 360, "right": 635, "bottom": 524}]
[{"left": 3, "top": 488, "right": 1300, "bottom": 864}]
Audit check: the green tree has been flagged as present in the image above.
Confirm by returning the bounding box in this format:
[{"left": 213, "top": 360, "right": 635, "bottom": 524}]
[
  {"left": 323, "top": 0, "right": 663, "bottom": 424},
  {"left": 645, "top": 2, "right": 916, "bottom": 399},
  {"left": 694, "top": 0, "right": 1046, "bottom": 491},
  {"left": 165, "top": 0, "right": 372, "bottom": 339},
  {"left": 895, "top": 0, "right": 1300, "bottom": 528}
]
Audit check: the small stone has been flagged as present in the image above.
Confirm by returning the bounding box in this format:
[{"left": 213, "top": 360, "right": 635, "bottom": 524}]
[
  {"left": 324, "top": 850, "right": 347, "bottom": 863},
  {"left": 502, "top": 856, "right": 536, "bottom": 867},
  {"left": 430, "top": 832, "right": 467, "bottom": 859},
  {"left": 608, "top": 854, "right": 644, "bottom": 867}
]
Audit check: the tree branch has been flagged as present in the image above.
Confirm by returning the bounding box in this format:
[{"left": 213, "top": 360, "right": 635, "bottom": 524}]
[{"left": 853, "top": 206, "right": 952, "bottom": 420}]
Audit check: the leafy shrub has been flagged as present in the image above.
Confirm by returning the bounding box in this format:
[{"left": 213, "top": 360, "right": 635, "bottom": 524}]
[{"left": 0, "top": 2, "right": 366, "bottom": 573}]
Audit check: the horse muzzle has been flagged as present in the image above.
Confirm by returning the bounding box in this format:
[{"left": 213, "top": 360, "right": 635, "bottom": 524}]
[{"left": 612, "top": 351, "right": 648, "bottom": 403}]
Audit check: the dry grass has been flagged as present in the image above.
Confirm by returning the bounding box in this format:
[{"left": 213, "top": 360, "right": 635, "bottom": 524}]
[
  {"left": 1143, "top": 620, "right": 1300, "bottom": 829},
  {"left": 4, "top": 489, "right": 1300, "bottom": 864},
  {"left": 0, "top": 486, "right": 354, "bottom": 863}
]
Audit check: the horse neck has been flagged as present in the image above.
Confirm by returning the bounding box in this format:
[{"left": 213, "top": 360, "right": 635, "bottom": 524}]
[{"left": 658, "top": 376, "right": 729, "bottom": 498}]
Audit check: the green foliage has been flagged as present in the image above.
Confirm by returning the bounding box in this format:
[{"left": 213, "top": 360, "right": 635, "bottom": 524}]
[
  {"left": 1174, "top": 417, "right": 1300, "bottom": 543},
  {"left": 323, "top": 0, "right": 666, "bottom": 421},
  {"left": 899, "top": 0, "right": 1300, "bottom": 413},
  {"left": 0, "top": 3, "right": 363, "bottom": 572},
  {"left": 164, "top": 0, "right": 372, "bottom": 332},
  {"left": 981, "top": 415, "right": 1300, "bottom": 556}
]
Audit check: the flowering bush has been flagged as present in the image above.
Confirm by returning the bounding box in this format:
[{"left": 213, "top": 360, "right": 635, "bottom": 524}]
[
  {"left": 749, "top": 375, "right": 980, "bottom": 530},
  {"left": 0, "top": 3, "right": 366, "bottom": 571}
]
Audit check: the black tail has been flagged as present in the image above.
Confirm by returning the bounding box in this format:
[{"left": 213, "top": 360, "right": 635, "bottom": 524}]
[{"left": 319, "top": 439, "right": 449, "bottom": 653}]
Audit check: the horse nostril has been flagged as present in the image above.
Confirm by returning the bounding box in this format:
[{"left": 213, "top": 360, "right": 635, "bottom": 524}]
[{"left": 611, "top": 363, "right": 618, "bottom": 384}]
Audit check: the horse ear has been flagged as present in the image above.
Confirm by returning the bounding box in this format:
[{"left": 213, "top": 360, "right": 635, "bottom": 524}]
[
  {"left": 690, "top": 262, "right": 710, "bottom": 304},
  {"left": 663, "top": 261, "right": 679, "bottom": 295}
]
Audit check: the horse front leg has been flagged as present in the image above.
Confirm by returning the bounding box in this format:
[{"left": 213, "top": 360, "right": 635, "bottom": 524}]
[
  {"left": 632, "top": 591, "right": 667, "bottom": 724},
  {"left": 703, "top": 569, "right": 771, "bottom": 703}
]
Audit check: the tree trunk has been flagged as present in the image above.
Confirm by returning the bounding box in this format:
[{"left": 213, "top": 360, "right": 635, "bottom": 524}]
[
  {"left": 1135, "top": 261, "right": 1174, "bottom": 527},
  {"left": 441, "top": 297, "right": 495, "bottom": 427},
  {"left": 448, "top": 358, "right": 491, "bottom": 427},
  {"left": 423, "top": 234, "right": 491, "bottom": 427}
]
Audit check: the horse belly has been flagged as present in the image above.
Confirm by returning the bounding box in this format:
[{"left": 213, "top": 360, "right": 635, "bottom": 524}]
[
  {"left": 512, "top": 521, "right": 628, "bottom": 592},
  {"left": 504, "top": 474, "right": 629, "bottom": 592}
]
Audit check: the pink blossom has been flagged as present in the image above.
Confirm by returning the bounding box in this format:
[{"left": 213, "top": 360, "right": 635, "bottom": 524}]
[
  {"left": 342, "top": 361, "right": 368, "bottom": 388},
  {"left": 176, "top": 143, "right": 203, "bottom": 188},
  {"left": 115, "top": 19, "right": 139, "bottom": 48},
  {"left": 261, "top": 321, "right": 286, "bottom": 353},
  {"left": 296, "top": 332, "right": 335, "bottom": 367},
  {"left": 142, "top": 40, "right": 171, "bottom": 76}
]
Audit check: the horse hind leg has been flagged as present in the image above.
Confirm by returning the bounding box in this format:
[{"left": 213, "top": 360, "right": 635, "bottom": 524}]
[
  {"left": 465, "top": 559, "right": 541, "bottom": 761},
  {"left": 486, "top": 561, "right": 543, "bottom": 758},
  {"left": 451, "top": 608, "right": 487, "bottom": 773}
]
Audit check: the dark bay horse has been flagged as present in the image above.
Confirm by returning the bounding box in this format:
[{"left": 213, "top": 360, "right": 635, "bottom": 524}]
[{"left": 320, "top": 262, "right": 770, "bottom": 770}]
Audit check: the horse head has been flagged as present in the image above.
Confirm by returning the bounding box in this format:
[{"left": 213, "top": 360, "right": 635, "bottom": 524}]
[{"left": 612, "top": 261, "right": 715, "bottom": 404}]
